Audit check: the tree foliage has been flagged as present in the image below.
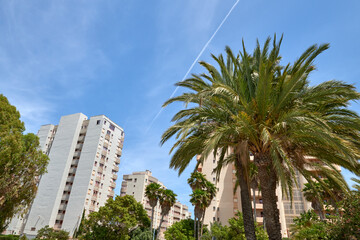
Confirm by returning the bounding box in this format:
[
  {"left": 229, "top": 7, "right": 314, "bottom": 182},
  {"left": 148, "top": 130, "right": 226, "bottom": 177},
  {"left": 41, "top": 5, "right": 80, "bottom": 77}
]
[
  {"left": 291, "top": 192, "right": 360, "bottom": 239},
  {"left": 34, "top": 225, "right": 69, "bottom": 240},
  {"left": 0, "top": 94, "right": 49, "bottom": 231},
  {"left": 78, "top": 195, "right": 150, "bottom": 240},
  {"left": 201, "top": 212, "right": 268, "bottom": 240},
  {"left": 164, "top": 219, "right": 196, "bottom": 240}
]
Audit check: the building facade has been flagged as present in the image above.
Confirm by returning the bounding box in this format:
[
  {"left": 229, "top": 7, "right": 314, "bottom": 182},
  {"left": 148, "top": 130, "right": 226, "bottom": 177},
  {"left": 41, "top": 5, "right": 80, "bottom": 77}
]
[
  {"left": 120, "top": 170, "right": 191, "bottom": 237},
  {"left": 199, "top": 154, "right": 339, "bottom": 238},
  {"left": 6, "top": 113, "right": 124, "bottom": 237}
]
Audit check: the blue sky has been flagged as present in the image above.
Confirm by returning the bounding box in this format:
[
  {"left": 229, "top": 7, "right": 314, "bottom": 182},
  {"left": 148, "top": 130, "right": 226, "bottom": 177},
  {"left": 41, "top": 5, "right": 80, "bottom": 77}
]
[{"left": 1, "top": 0, "right": 360, "bottom": 214}]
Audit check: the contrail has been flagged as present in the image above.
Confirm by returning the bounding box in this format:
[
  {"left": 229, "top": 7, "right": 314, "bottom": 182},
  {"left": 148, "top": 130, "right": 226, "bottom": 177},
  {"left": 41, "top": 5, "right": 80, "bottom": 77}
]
[{"left": 146, "top": 0, "right": 240, "bottom": 133}]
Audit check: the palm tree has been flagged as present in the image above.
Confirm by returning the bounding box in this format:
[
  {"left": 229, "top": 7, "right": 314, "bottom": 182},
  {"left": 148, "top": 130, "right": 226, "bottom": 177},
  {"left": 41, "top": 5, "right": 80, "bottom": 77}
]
[
  {"left": 303, "top": 182, "right": 326, "bottom": 220},
  {"left": 187, "top": 172, "right": 217, "bottom": 238},
  {"left": 161, "top": 35, "right": 360, "bottom": 239},
  {"left": 156, "top": 189, "right": 177, "bottom": 239},
  {"left": 145, "top": 183, "right": 162, "bottom": 236},
  {"left": 190, "top": 189, "right": 208, "bottom": 239}
]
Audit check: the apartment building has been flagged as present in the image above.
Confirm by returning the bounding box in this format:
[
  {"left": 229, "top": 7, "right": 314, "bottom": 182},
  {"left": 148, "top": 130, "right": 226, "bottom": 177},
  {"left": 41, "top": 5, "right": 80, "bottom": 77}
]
[
  {"left": 120, "top": 171, "right": 191, "bottom": 236},
  {"left": 198, "top": 154, "right": 340, "bottom": 238},
  {"left": 6, "top": 113, "right": 124, "bottom": 237}
]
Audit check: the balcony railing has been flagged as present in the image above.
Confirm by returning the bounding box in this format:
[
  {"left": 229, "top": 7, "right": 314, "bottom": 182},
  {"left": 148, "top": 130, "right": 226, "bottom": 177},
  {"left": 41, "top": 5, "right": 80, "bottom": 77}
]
[
  {"left": 56, "top": 214, "right": 65, "bottom": 220},
  {"left": 111, "top": 182, "right": 116, "bottom": 188},
  {"left": 115, "top": 158, "right": 120, "bottom": 164},
  {"left": 59, "top": 204, "right": 67, "bottom": 211},
  {"left": 113, "top": 165, "right": 119, "bottom": 172},
  {"left": 69, "top": 168, "right": 77, "bottom": 174},
  {"left": 64, "top": 185, "right": 72, "bottom": 191},
  {"left": 112, "top": 174, "right": 118, "bottom": 180},
  {"left": 66, "top": 176, "right": 75, "bottom": 182}
]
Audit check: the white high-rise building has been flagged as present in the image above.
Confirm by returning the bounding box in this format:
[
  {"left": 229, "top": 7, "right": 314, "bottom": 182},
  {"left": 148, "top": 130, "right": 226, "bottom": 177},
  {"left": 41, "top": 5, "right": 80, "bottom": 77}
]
[
  {"left": 6, "top": 113, "right": 124, "bottom": 238},
  {"left": 120, "top": 170, "right": 191, "bottom": 238}
]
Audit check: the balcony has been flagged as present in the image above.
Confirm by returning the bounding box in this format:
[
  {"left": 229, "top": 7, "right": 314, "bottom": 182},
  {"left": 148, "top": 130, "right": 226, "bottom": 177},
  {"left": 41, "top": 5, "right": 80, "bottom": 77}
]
[
  {"left": 61, "top": 194, "right": 70, "bottom": 201},
  {"left": 80, "top": 128, "right": 87, "bottom": 134},
  {"left": 78, "top": 135, "right": 85, "bottom": 141},
  {"left": 109, "top": 190, "right": 115, "bottom": 197},
  {"left": 96, "top": 176, "right": 101, "bottom": 182},
  {"left": 74, "top": 151, "right": 81, "bottom": 158},
  {"left": 250, "top": 190, "right": 261, "bottom": 197},
  {"left": 59, "top": 204, "right": 67, "bottom": 210},
  {"left": 89, "top": 205, "right": 95, "bottom": 211},
  {"left": 98, "top": 166, "right": 103, "bottom": 174},
  {"left": 66, "top": 176, "right": 75, "bottom": 182},
  {"left": 56, "top": 213, "right": 65, "bottom": 220},
  {"left": 64, "top": 185, "right": 72, "bottom": 191},
  {"left": 69, "top": 168, "right": 77, "bottom": 174},
  {"left": 110, "top": 182, "right": 116, "bottom": 188},
  {"left": 91, "top": 195, "right": 97, "bottom": 201},
  {"left": 76, "top": 143, "right": 83, "bottom": 150},
  {"left": 115, "top": 158, "right": 120, "bottom": 164},
  {"left": 94, "top": 185, "right": 99, "bottom": 191},
  {"left": 256, "top": 217, "right": 264, "bottom": 223},
  {"left": 103, "top": 142, "right": 109, "bottom": 149},
  {"left": 100, "top": 158, "right": 105, "bottom": 164},
  {"left": 252, "top": 202, "right": 263, "bottom": 209},
  {"left": 112, "top": 174, "right": 118, "bottom": 180},
  {"left": 101, "top": 150, "right": 107, "bottom": 156},
  {"left": 113, "top": 165, "right": 119, "bottom": 172},
  {"left": 105, "top": 134, "right": 110, "bottom": 141},
  {"left": 116, "top": 149, "right": 122, "bottom": 156},
  {"left": 72, "top": 158, "right": 79, "bottom": 165}
]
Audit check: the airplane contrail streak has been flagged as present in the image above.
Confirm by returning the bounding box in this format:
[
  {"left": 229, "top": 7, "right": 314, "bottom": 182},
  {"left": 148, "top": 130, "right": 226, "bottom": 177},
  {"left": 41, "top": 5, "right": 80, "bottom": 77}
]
[{"left": 146, "top": 0, "right": 240, "bottom": 133}]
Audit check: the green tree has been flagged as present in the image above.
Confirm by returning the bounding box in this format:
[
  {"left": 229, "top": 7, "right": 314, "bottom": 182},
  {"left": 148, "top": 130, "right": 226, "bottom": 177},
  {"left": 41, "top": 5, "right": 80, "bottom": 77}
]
[
  {"left": 144, "top": 182, "right": 162, "bottom": 236},
  {"left": 290, "top": 210, "right": 329, "bottom": 240},
  {"left": 303, "top": 182, "right": 326, "bottom": 220},
  {"left": 129, "top": 227, "right": 152, "bottom": 240},
  {"left": 202, "top": 212, "right": 267, "bottom": 240},
  {"left": 34, "top": 225, "right": 69, "bottom": 240},
  {"left": 187, "top": 172, "right": 216, "bottom": 238},
  {"left": 79, "top": 195, "right": 150, "bottom": 240},
  {"left": 161, "top": 36, "right": 360, "bottom": 239},
  {"left": 0, "top": 95, "right": 49, "bottom": 231},
  {"left": 164, "top": 219, "right": 196, "bottom": 240},
  {"left": 156, "top": 189, "right": 177, "bottom": 239}
]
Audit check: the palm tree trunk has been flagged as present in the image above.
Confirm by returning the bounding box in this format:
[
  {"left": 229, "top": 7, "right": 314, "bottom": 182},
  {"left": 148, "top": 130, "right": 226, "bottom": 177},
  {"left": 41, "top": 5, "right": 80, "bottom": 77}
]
[
  {"left": 156, "top": 214, "right": 165, "bottom": 240},
  {"left": 258, "top": 164, "right": 282, "bottom": 240},
  {"left": 234, "top": 158, "right": 257, "bottom": 240},
  {"left": 200, "top": 214, "right": 205, "bottom": 237},
  {"left": 197, "top": 219, "right": 200, "bottom": 240},
  {"left": 194, "top": 217, "right": 197, "bottom": 239},
  {"left": 151, "top": 207, "right": 154, "bottom": 231},
  {"left": 253, "top": 187, "right": 257, "bottom": 220}
]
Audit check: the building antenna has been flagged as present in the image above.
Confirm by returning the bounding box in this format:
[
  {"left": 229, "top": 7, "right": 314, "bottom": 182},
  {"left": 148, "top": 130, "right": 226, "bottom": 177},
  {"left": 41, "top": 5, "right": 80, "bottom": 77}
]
[{"left": 146, "top": 0, "right": 240, "bottom": 133}]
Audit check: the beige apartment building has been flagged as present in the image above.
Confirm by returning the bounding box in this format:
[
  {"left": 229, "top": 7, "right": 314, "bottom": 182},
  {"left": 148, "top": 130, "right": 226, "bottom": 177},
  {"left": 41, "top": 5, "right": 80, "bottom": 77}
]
[
  {"left": 6, "top": 113, "right": 124, "bottom": 238},
  {"left": 120, "top": 170, "right": 191, "bottom": 237},
  {"left": 198, "top": 154, "right": 340, "bottom": 238}
]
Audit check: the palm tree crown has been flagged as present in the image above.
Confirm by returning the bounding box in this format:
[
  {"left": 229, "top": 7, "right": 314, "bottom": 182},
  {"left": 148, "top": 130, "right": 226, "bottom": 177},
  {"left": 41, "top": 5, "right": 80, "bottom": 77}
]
[{"left": 161, "top": 35, "right": 360, "bottom": 239}]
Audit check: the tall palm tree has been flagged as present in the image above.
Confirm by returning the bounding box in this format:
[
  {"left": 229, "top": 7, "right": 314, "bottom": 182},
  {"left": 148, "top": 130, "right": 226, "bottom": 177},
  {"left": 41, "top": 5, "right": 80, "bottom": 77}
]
[
  {"left": 188, "top": 172, "right": 217, "bottom": 238},
  {"left": 145, "top": 183, "right": 162, "bottom": 235},
  {"left": 161, "top": 35, "right": 360, "bottom": 239},
  {"left": 190, "top": 189, "right": 208, "bottom": 240},
  {"left": 156, "top": 189, "right": 177, "bottom": 239}
]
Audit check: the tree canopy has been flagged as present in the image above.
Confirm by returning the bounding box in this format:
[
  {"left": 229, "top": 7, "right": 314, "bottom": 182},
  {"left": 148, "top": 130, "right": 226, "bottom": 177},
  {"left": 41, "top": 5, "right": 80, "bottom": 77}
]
[
  {"left": 34, "top": 225, "right": 69, "bottom": 240},
  {"left": 0, "top": 94, "right": 49, "bottom": 231},
  {"left": 78, "top": 195, "right": 150, "bottom": 240}
]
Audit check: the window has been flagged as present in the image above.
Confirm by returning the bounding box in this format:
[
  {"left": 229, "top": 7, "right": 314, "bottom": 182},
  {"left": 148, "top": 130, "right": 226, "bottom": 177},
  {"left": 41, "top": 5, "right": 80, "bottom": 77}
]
[
  {"left": 213, "top": 159, "right": 216, "bottom": 163},
  {"left": 213, "top": 206, "right": 216, "bottom": 211},
  {"left": 213, "top": 217, "right": 216, "bottom": 221},
  {"left": 134, "top": 178, "right": 137, "bottom": 182},
  {"left": 109, "top": 124, "right": 115, "bottom": 131},
  {"left": 213, "top": 177, "right": 216, "bottom": 182},
  {"left": 31, "top": 227, "right": 36, "bottom": 231}
]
